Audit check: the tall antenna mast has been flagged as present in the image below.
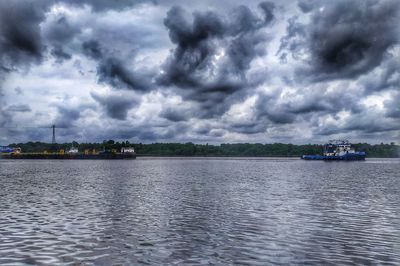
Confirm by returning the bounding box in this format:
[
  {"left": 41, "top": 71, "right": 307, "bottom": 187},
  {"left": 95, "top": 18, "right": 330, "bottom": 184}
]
[{"left": 52, "top": 125, "right": 56, "bottom": 144}]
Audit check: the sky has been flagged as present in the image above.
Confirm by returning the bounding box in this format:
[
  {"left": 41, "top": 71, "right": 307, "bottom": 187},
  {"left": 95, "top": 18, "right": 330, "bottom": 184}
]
[{"left": 0, "top": 0, "right": 399, "bottom": 144}]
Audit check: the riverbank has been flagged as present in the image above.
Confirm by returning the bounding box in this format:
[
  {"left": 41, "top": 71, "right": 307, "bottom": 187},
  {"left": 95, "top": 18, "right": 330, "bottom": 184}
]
[{"left": 7, "top": 141, "right": 399, "bottom": 158}]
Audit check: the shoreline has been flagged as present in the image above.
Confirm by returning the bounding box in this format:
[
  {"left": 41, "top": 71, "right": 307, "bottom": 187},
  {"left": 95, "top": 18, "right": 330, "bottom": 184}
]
[{"left": 2, "top": 155, "right": 398, "bottom": 160}]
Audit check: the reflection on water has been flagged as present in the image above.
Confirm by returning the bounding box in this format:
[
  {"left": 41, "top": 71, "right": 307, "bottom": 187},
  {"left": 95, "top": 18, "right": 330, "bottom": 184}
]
[{"left": 0, "top": 158, "right": 399, "bottom": 264}]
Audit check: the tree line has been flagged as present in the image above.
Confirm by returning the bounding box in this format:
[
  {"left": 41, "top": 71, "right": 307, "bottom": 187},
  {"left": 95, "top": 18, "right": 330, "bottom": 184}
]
[{"left": 7, "top": 141, "right": 399, "bottom": 157}]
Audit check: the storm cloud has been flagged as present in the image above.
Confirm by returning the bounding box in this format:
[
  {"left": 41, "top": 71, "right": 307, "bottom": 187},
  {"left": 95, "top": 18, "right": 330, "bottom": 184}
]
[
  {"left": 6, "top": 104, "right": 32, "bottom": 113},
  {"left": 0, "top": 1, "right": 48, "bottom": 74},
  {"left": 82, "top": 40, "right": 154, "bottom": 92},
  {"left": 0, "top": 0, "right": 398, "bottom": 144},
  {"left": 91, "top": 91, "right": 139, "bottom": 120},
  {"left": 65, "top": 0, "right": 154, "bottom": 12},
  {"left": 279, "top": 0, "right": 400, "bottom": 82},
  {"left": 158, "top": 2, "right": 275, "bottom": 117}
]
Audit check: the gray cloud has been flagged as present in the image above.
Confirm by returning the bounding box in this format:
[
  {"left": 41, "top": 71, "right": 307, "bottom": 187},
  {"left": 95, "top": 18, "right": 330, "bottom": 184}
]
[
  {"left": 65, "top": 0, "right": 155, "bottom": 12},
  {"left": 91, "top": 92, "right": 138, "bottom": 120},
  {"left": 43, "top": 16, "right": 81, "bottom": 62},
  {"left": 0, "top": 0, "right": 155, "bottom": 77},
  {"left": 6, "top": 104, "right": 32, "bottom": 113},
  {"left": 44, "top": 16, "right": 80, "bottom": 44},
  {"left": 158, "top": 2, "right": 275, "bottom": 117},
  {"left": 51, "top": 47, "right": 72, "bottom": 62},
  {"left": 280, "top": 0, "right": 400, "bottom": 82},
  {"left": 54, "top": 106, "right": 82, "bottom": 128},
  {"left": 82, "top": 40, "right": 103, "bottom": 60},
  {"left": 255, "top": 93, "right": 296, "bottom": 125},
  {"left": 97, "top": 58, "right": 153, "bottom": 91},
  {"left": 82, "top": 40, "right": 154, "bottom": 92},
  {"left": 160, "top": 107, "right": 190, "bottom": 122},
  {"left": 0, "top": 0, "right": 398, "bottom": 144},
  {"left": 358, "top": 57, "right": 400, "bottom": 94},
  {"left": 226, "top": 121, "right": 269, "bottom": 135},
  {"left": 384, "top": 91, "right": 400, "bottom": 119},
  {"left": 0, "top": 108, "right": 12, "bottom": 127},
  {"left": 317, "top": 113, "right": 400, "bottom": 136},
  {"left": 14, "top": 87, "right": 23, "bottom": 95},
  {"left": 0, "top": 1, "right": 49, "bottom": 74},
  {"left": 252, "top": 84, "right": 366, "bottom": 135}
]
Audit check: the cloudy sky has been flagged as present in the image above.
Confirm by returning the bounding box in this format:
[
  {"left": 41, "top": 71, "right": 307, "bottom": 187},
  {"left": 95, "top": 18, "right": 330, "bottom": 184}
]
[{"left": 0, "top": 0, "right": 399, "bottom": 144}]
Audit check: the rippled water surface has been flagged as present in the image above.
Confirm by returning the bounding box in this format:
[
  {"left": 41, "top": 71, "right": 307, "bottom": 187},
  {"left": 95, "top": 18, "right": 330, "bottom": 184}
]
[{"left": 1, "top": 158, "right": 399, "bottom": 265}]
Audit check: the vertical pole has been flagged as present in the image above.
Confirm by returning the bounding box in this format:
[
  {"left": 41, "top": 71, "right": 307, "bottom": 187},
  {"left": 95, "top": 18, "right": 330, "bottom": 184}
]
[{"left": 52, "top": 125, "right": 56, "bottom": 144}]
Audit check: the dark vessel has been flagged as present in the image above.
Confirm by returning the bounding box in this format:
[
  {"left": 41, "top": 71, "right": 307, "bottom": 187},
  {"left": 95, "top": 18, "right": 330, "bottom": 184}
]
[{"left": 302, "top": 140, "right": 366, "bottom": 161}]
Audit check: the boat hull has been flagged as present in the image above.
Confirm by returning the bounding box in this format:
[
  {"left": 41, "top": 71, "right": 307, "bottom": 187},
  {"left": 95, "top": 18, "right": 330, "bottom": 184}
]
[
  {"left": 301, "top": 153, "right": 365, "bottom": 161},
  {"left": 0, "top": 153, "right": 136, "bottom": 160}
]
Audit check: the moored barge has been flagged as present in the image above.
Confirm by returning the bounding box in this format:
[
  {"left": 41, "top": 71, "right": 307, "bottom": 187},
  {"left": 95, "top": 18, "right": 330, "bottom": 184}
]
[{"left": 0, "top": 147, "right": 136, "bottom": 160}]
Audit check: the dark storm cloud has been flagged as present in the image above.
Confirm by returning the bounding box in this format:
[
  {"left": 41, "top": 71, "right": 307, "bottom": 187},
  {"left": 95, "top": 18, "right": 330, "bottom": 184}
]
[
  {"left": 14, "top": 87, "right": 23, "bottom": 95},
  {"left": 218, "top": 92, "right": 297, "bottom": 136},
  {"left": 384, "top": 92, "right": 400, "bottom": 119},
  {"left": 97, "top": 58, "right": 153, "bottom": 91},
  {"left": 253, "top": 92, "right": 297, "bottom": 126},
  {"left": 256, "top": 103, "right": 296, "bottom": 125},
  {"left": 45, "top": 16, "right": 79, "bottom": 42},
  {"left": 158, "top": 2, "right": 275, "bottom": 117},
  {"left": 0, "top": 1, "right": 77, "bottom": 76},
  {"left": 82, "top": 40, "right": 154, "bottom": 92},
  {"left": 227, "top": 121, "right": 269, "bottom": 135},
  {"left": 358, "top": 58, "right": 400, "bottom": 93},
  {"left": 0, "top": 1, "right": 48, "bottom": 74},
  {"left": 6, "top": 104, "right": 32, "bottom": 113},
  {"left": 51, "top": 47, "right": 72, "bottom": 62},
  {"left": 279, "top": 0, "right": 400, "bottom": 82},
  {"left": 0, "top": 0, "right": 79, "bottom": 76},
  {"left": 317, "top": 113, "right": 400, "bottom": 136},
  {"left": 0, "top": 0, "right": 398, "bottom": 144},
  {"left": 0, "top": 0, "right": 154, "bottom": 75},
  {"left": 283, "top": 89, "right": 363, "bottom": 115},
  {"left": 54, "top": 106, "right": 81, "bottom": 128},
  {"left": 253, "top": 85, "right": 365, "bottom": 130},
  {"left": 297, "top": 0, "right": 316, "bottom": 13},
  {"left": 0, "top": 108, "right": 12, "bottom": 127},
  {"left": 82, "top": 40, "right": 103, "bottom": 60},
  {"left": 91, "top": 92, "right": 138, "bottom": 120},
  {"left": 65, "top": 0, "right": 155, "bottom": 12},
  {"left": 159, "top": 108, "right": 189, "bottom": 122},
  {"left": 43, "top": 16, "right": 81, "bottom": 62},
  {"left": 92, "top": 123, "right": 188, "bottom": 142}
]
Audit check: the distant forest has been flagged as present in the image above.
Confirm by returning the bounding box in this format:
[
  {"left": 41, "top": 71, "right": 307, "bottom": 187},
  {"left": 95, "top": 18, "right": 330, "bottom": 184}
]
[{"left": 8, "top": 141, "right": 400, "bottom": 158}]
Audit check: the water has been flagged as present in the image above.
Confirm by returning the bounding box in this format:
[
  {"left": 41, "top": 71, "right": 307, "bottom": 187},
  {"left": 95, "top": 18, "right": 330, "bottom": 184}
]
[{"left": 0, "top": 158, "right": 399, "bottom": 265}]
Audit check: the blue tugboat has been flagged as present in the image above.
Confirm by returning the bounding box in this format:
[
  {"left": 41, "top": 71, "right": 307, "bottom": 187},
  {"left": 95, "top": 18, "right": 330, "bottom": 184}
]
[{"left": 302, "top": 140, "right": 366, "bottom": 161}]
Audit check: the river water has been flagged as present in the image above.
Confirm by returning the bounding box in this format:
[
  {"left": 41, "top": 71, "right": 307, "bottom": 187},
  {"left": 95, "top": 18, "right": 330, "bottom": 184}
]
[{"left": 0, "top": 158, "right": 399, "bottom": 265}]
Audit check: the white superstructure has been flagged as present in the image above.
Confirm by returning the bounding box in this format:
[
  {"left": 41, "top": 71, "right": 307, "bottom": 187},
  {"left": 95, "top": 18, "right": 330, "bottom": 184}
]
[
  {"left": 324, "top": 140, "right": 355, "bottom": 156},
  {"left": 121, "top": 147, "right": 135, "bottom": 153},
  {"left": 68, "top": 146, "right": 79, "bottom": 153}
]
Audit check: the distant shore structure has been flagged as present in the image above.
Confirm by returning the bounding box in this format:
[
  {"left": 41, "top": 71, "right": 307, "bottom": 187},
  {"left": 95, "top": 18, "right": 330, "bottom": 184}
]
[
  {"left": 0, "top": 125, "right": 137, "bottom": 160},
  {"left": 52, "top": 125, "right": 56, "bottom": 144},
  {"left": 121, "top": 147, "right": 135, "bottom": 153}
]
